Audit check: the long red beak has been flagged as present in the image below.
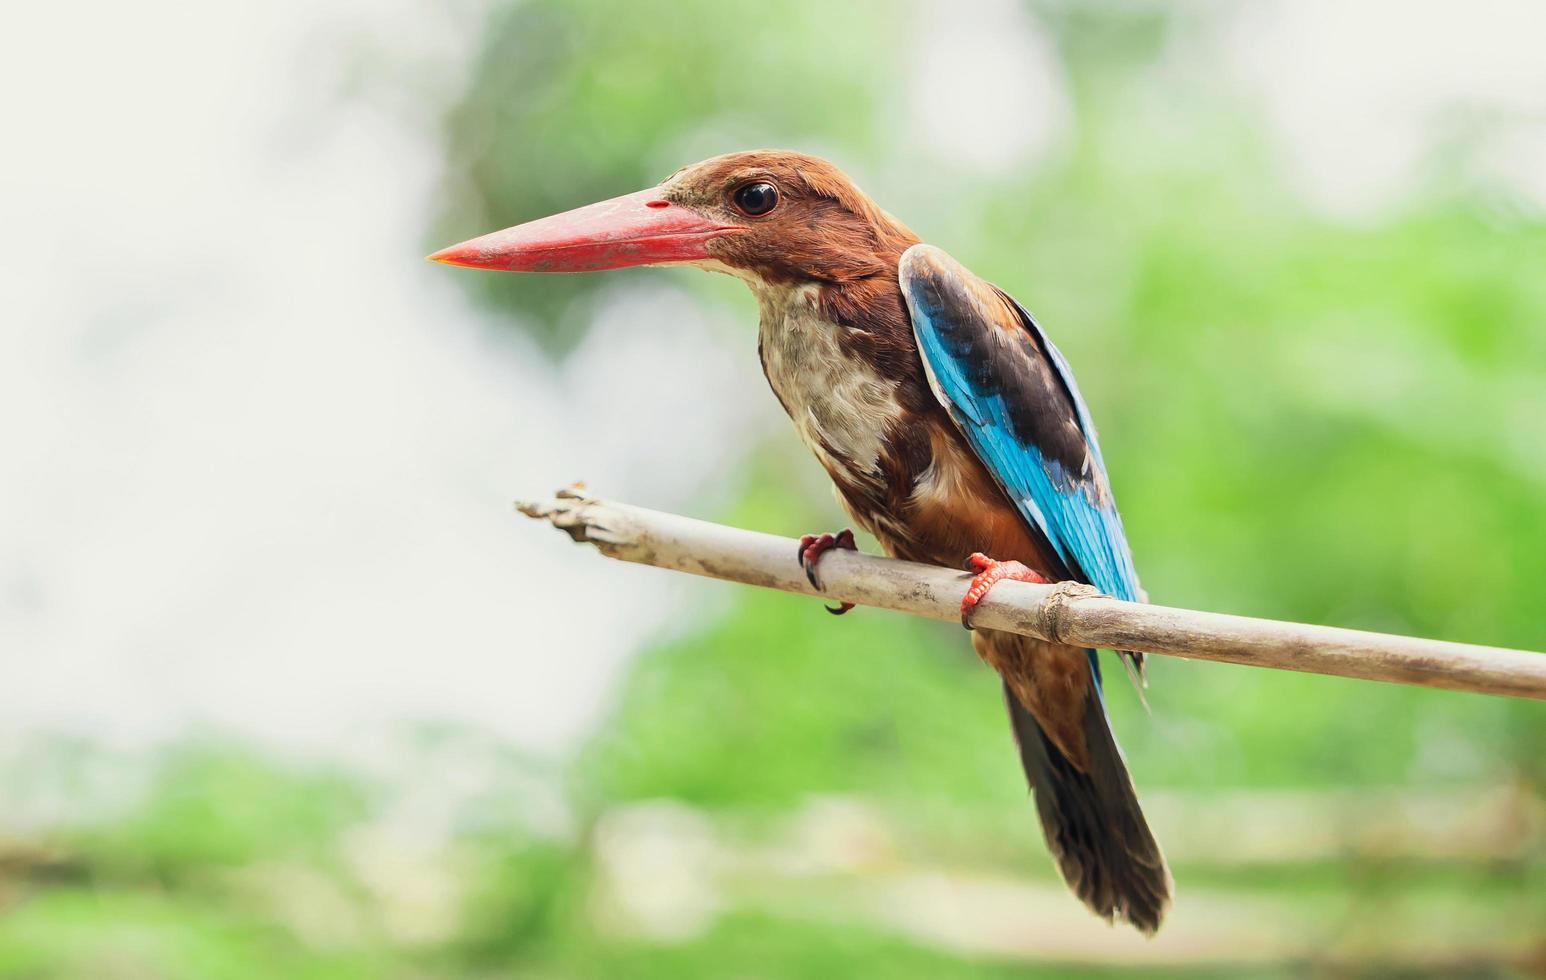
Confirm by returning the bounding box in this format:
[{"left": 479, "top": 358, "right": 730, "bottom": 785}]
[{"left": 428, "top": 188, "right": 740, "bottom": 273}]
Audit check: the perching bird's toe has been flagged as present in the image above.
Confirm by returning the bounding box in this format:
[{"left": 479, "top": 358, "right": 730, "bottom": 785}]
[
  {"left": 797, "top": 528, "right": 856, "bottom": 594},
  {"left": 959, "top": 552, "right": 1050, "bottom": 629}
]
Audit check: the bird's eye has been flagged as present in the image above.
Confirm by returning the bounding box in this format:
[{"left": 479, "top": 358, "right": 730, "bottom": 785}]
[{"left": 732, "top": 181, "right": 779, "bottom": 217}]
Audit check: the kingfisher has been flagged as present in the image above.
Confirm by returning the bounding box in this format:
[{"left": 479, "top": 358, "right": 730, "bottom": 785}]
[{"left": 432, "top": 150, "right": 1172, "bottom": 932}]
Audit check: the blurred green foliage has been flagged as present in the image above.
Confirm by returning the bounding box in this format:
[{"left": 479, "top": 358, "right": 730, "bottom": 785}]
[{"left": 5, "top": 0, "right": 1545, "bottom": 977}]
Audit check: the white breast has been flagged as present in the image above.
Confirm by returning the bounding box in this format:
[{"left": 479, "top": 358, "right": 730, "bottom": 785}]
[{"left": 755, "top": 284, "right": 904, "bottom": 481}]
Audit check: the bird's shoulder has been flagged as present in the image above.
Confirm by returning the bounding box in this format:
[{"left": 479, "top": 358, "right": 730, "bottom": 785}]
[{"left": 899, "top": 244, "right": 1027, "bottom": 340}]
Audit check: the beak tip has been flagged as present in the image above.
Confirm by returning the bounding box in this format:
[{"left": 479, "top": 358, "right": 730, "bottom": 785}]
[{"left": 426, "top": 246, "right": 466, "bottom": 266}]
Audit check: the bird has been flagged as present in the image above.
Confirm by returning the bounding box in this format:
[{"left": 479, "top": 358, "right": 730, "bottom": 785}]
[{"left": 431, "top": 150, "right": 1172, "bottom": 933}]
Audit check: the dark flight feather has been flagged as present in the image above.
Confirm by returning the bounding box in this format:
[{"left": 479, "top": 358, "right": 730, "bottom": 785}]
[{"left": 1002, "top": 681, "right": 1172, "bottom": 933}]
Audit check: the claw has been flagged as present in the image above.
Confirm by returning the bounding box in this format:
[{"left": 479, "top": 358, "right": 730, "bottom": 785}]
[
  {"left": 798, "top": 534, "right": 822, "bottom": 588},
  {"left": 797, "top": 528, "right": 856, "bottom": 591},
  {"left": 797, "top": 528, "right": 857, "bottom": 608},
  {"left": 959, "top": 552, "right": 1050, "bottom": 630}
]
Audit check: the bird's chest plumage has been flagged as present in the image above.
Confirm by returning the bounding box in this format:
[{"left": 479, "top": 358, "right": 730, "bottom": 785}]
[
  {"left": 753, "top": 283, "right": 1042, "bottom": 569},
  {"left": 756, "top": 287, "right": 904, "bottom": 488}
]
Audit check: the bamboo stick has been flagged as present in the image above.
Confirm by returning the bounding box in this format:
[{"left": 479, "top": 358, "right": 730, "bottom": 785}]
[{"left": 517, "top": 487, "right": 1546, "bottom": 701}]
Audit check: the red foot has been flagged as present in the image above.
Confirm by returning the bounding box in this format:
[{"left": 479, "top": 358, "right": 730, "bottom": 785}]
[
  {"left": 797, "top": 528, "right": 857, "bottom": 615},
  {"left": 960, "top": 552, "right": 1049, "bottom": 630}
]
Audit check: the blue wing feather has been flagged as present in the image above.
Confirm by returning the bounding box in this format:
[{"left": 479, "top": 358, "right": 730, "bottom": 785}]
[
  {"left": 1008, "top": 299, "right": 1141, "bottom": 604},
  {"left": 899, "top": 245, "right": 1144, "bottom": 677}
]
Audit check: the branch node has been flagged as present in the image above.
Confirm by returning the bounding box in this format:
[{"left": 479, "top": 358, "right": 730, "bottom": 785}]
[{"left": 1040, "top": 581, "right": 1104, "bottom": 645}]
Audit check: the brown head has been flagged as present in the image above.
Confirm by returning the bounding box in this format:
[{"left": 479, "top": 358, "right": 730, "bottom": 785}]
[{"left": 430, "top": 150, "right": 919, "bottom": 291}]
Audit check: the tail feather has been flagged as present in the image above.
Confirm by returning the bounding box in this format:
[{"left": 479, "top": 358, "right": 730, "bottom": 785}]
[{"left": 1003, "top": 679, "right": 1172, "bottom": 934}]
